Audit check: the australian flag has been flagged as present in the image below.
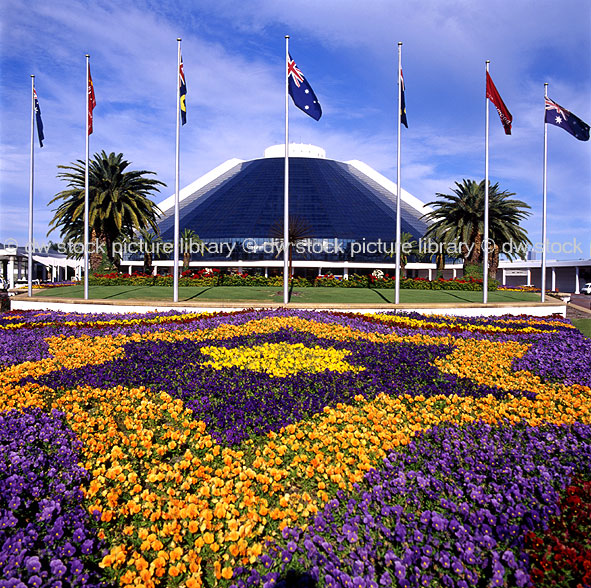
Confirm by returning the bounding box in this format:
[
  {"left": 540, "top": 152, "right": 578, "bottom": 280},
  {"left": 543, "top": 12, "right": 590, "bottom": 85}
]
[
  {"left": 545, "top": 97, "right": 590, "bottom": 141},
  {"left": 288, "top": 54, "right": 322, "bottom": 121},
  {"left": 33, "top": 89, "right": 44, "bottom": 147}
]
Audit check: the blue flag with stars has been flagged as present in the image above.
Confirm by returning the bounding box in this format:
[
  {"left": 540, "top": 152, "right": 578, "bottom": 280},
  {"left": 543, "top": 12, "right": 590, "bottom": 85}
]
[
  {"left": 545, "top": 97, "right": 589, "bottom": 141},
  {"left": 287, "top": 54, "right": 321, "bottom": 121}
]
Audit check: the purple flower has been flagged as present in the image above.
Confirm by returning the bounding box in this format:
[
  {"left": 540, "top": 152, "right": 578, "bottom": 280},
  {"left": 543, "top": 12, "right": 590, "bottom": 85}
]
[
  {"left": 502, "top": 549, "right": 518, "bottom": 569},
  {"left": 24, "top": 556, "right": 41, "bottom": 573},
  {"left": 0, "top": 408, "right": 105, "bottom": 586},
  {"left": 451, "top": 558, "right": 464, "bottom": 575},
  {"left": 49, "top": 558, "right": 66, "bottom": 577},
  {"left": 342, "top": 524, "right": 358, "bottom": 543},
  {"left": 438, "top": 551, "right": 450, "bottom": 568}
]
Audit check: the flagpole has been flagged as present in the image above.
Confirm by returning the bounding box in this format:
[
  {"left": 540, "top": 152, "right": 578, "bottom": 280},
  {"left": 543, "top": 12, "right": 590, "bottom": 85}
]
[
  {"left": 173, "top": 38, "right": 181, "bottom": 303},
  {"left": 28, "top": 75, "right": 35, "bottom": 298},
  {"left": 541, "top": 82, "right": 549, "bottom": 303},
  {"left": 395, "top": 42, "right": 402, "bottom": 305},
  {"left": 283, "top": 35, "right": 290, "bottom": 305},
  {"left": 483, "top": 60, "right": 490, "bottom": 304},
  {"left": 84, "top": 55, "right": 90, "bottom": 300}
]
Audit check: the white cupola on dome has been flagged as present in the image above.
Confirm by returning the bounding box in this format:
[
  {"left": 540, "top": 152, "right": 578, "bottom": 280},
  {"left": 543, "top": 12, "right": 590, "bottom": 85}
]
[{"left": 264, "top": 144, "right": 326, "bottom": 159}]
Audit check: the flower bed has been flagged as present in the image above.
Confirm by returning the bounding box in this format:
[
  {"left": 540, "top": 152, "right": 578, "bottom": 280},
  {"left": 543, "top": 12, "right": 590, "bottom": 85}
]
[
  {"left": 87, "top": 272, "right": 496, "bottom": 290},
  {"left": 0, "top": 407, "right": 107, "bottom": 587},
  {"left": 1, "top": 309, "right": 590, "bottom": 587}
]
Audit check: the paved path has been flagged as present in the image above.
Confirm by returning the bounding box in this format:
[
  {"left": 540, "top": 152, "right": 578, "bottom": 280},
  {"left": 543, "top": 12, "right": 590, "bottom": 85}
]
[{"left": 569, "top": 293, "right": 591, "bottom": 312}]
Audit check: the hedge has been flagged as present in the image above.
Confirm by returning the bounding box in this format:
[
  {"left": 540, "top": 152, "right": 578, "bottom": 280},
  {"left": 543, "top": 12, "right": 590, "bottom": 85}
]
[{"left": 88, "top": 271, "right": 498, "bottom": 291}]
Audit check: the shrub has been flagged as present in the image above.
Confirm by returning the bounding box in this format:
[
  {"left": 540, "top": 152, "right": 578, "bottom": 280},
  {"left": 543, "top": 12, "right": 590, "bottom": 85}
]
[{"left": 88, "top": 272, "right": 497, "bottom": 290}]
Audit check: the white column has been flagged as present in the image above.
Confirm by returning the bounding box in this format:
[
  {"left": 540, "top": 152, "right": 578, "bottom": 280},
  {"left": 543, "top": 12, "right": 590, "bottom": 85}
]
[
  {"left": 344, "top": 261, "right": 349, "bottom": 280},
  {"left": 551, "top": 267, "right": 556, "bottom": 292},
  {"left": 8, "top": 258, "right": 15, "bottom": 288},
  {"left": 575, "top": 267, "right": 580, "bottom": 294},
  {"left": 502, "top": 268, "right": 506, "bottom": 286},
  {"left": 527, "top": 268, "right": 531, "bottom": 286},
  {"left": 428, "top": 268, "right": 433, "bottom": 281},
  {"left": 453, "top": 268, "right": 457, "bottom": 279}
]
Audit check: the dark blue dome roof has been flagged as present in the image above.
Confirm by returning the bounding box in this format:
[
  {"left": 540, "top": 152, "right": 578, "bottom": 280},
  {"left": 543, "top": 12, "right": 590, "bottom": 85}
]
[{"left": 158, "top": 156, "right": 428, "bottom": 243}]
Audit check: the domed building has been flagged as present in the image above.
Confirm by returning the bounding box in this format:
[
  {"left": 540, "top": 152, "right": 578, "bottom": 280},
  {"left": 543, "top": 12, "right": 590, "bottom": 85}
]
[{"left": 154, "top": 144, "right": 432, "bottom": 275}]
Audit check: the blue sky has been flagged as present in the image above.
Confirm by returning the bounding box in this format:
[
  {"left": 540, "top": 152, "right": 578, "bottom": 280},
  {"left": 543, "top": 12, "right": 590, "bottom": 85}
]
[{"left": 1, "top": 0, "right": 590, "bottom": 260}]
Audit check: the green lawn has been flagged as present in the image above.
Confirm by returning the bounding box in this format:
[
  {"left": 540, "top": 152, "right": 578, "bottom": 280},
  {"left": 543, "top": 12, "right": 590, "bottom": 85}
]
[
  {"left": 33, "top": 285, "right": 545, "bottom": 305},
  {"left": 572, "top": 319, "right": 591, "bottom": 338}
]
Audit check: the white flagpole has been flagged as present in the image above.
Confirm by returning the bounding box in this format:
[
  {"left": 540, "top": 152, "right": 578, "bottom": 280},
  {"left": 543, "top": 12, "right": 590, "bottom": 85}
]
[
  {"left": 28, "top": 75, "right": 35, "bottom": 298},
  {"left": 541, "top": 82, "right": 549, "bottom": 303},
  {"left": 283, "top": 35, "right": 290, "bottom": 305},
  {"left": 173, "top": 38, "right": 181, "bottom": 303},
  {"left": 395, "top": 42, "right": 402, "bottom": 305},
  {"left": 84, "top": 55, "right": 90, "bottom": 300},
  {"left": 483, "top": 60, "right": 490, "bottom": 304}
]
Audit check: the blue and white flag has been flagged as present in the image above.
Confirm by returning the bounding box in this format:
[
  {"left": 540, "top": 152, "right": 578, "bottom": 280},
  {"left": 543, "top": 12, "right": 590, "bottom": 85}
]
[
  {"left": 287, "top": 54, "right": 322, "bottom": 121},
  {"left": 33, "top": 88, "right": 44, "bottom": 147},
  {"left": 545, "top": 97, "right": 589, "bottom": 141}
]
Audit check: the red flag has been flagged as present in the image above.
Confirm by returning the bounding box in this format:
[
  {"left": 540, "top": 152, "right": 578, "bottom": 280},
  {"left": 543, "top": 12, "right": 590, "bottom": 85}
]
[
  {"left": 486, "top": 72, "right": 512, "bottom": 135},
  {"left": 88, "top": 65, "right": 96, "bottom": 135}
]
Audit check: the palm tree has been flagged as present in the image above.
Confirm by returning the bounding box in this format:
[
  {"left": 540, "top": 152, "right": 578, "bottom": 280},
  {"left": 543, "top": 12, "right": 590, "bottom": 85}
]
[
  {"left": 48, "top": 151, "right": 165, "bottom": 272},
  {"left": 180, "top": 228, "right": 204, "bottom": 272},
  {"left": 269, "top": 215, "right": 313, "bottom": 279},
  {"left": 131, "top": 229, "right": 164, "bottom": 274},
  {"left": 388, "top": 232, "right": 417, "bottom": 277},
  {"left": 421, "top": 179, "right": 531, "bottom": 278}
]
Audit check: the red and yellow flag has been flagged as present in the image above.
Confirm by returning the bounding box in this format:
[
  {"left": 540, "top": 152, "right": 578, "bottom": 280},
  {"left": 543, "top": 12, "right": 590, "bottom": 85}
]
[{"left": 88, "top": 64, "right": 96, "bottom": 135}]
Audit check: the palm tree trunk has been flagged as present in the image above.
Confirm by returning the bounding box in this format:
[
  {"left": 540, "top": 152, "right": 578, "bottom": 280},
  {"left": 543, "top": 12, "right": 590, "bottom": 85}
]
[
  {"left": 469, "top": 233, "right": 482, "bottom": 265},
  {"left": 144, "top": 252, "right": 153, "bottom": 274},
  {"left": 89, "top": 230, "right": 103, "bottom": 272},
  {"left": 489, "top": 245, "right": 500, "bottom": 279}
]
